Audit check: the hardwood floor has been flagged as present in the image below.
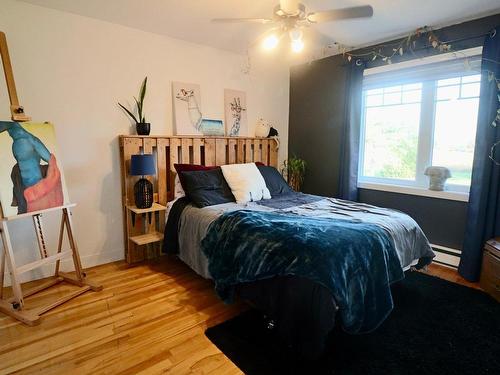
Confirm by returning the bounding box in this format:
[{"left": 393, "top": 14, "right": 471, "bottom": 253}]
[
  {"left": 0, "top": 258, "right": 479, "bottom": 374},
  {"left": 0, "top": 257, "right": 246, "bottom": 374}
]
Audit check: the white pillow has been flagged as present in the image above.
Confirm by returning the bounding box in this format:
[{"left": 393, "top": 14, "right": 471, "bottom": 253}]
[{"left": 221, "top": 163, "right": 271, "bottom": 204}]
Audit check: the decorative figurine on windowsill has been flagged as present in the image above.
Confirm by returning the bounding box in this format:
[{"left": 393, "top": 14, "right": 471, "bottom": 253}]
[{"left": 424, "top": 166, "right": 452, "bottom": 191}]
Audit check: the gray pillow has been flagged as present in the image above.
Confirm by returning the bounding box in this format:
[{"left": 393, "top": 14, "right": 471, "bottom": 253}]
[
  {"left": 257, "top": 165, "right": 293, "bottom": 197},
  {"left": 179, "top": 168, "right": 235, "bottom": 208}
]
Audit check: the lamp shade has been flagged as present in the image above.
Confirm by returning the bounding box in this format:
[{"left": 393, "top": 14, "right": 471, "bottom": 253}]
[{"left": 130, "top": 154, "right": 156, "bottom": 176}]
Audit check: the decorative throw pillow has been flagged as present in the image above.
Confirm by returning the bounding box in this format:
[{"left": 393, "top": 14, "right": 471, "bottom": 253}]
[
  {"left": 257, "top": 165, "right": 293, "bottom": 197},
  {"left": 220, "top": 163, "right": 271, "bottom": 204},
  {"left": 179, "top": 168, "right": 235, "bottom": 208},
  {"left": 173, "top": 163, "right": 218, "bottom": 191}
]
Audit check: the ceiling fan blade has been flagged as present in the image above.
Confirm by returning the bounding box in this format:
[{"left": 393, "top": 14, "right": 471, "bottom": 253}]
[
  {"left": 211, "top": 18, "right": 274, "bottom": 24},
  {"left": 307, "top": 5, "right": 373, "bottom": 23}
]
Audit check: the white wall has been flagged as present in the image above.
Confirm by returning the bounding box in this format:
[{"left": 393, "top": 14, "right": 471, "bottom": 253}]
[{"left": 0, "top": 0, "right": 289, "bottom": 282}]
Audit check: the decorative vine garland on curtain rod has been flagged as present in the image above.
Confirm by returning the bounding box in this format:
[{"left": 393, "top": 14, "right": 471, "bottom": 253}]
[{"left": 339, "top": 26, "right": 500, "bottom": 164}]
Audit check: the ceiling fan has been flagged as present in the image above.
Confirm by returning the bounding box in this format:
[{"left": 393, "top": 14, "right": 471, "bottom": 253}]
[{"left": 211, "top": 0, "right": 374, "bottom": 53}]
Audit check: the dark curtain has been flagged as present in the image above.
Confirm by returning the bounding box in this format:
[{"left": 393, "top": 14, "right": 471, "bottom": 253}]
[
  {"left": 338, "top": 61, "right": 365, "bottom": 201},
  {"left": 459, "top": 27, "right": 500, "bottom": 281}
]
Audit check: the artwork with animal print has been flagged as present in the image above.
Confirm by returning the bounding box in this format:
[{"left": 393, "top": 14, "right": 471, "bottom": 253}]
[
  {"left": 224, "top": 89, "right": 247, "bottom": 136},
  {"left": 173, "top": 82, "right": 203, "bottom": 135}
]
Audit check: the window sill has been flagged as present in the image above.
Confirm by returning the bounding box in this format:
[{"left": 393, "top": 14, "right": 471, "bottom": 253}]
[{"left": 357, "top": 182, "right": 469, "bottom": 202}]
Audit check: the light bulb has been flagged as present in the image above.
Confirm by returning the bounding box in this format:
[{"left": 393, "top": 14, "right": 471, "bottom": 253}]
[
  {"left": 262, "top": 34, "right": 279, "bottom": 50},
  {"left": 289, "top": 28, "right": 303, "bottom": 42},
  {"left": 291, "top": 38, "right": 304, "bottom": 53}
]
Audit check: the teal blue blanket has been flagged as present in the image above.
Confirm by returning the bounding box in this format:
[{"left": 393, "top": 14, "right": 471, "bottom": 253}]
[{"left": 201, "top": 210, "right": 405, "bottom": 334}]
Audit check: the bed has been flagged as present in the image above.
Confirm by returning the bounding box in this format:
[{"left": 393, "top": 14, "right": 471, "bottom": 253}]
[
  {"left": 164, "top": 192, "right": 434, "bottom": 358},
  {"left": 119, "top": 136, "right": 434, "bottom": 359}
]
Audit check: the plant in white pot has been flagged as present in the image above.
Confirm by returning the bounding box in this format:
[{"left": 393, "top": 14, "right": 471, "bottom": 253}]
[{"left": 118, "top": 77, "right": 150, "bottom": 135}]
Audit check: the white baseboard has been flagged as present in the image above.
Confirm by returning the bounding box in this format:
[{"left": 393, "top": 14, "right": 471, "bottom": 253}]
[
  {"left": 431, "top": 243, "right": 461, "bottom": 268},
  {"left": 2, "top": 249, "right": 124, "bottom": 287}
]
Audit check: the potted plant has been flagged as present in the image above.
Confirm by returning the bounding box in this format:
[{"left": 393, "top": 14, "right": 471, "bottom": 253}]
[
  {"left": 118, "top": 77, "right": 150, "bottom": 135},
  {"left": 281, "top": 155, "right": 306, "bottom": 192}
]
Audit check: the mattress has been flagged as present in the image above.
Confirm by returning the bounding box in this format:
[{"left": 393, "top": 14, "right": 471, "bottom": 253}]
[{"left": 168, "top": 194, "right": 433, "bottom": 280}]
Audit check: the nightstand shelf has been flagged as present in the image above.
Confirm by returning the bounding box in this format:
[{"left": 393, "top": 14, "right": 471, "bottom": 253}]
[
  {"left": 124, "top": 203, "right": 167, "bottom": 262},
  {"left": 127, "top": 203, "right": 166, "bottom": 215},
  {"left": 130, "top": 231, "right": 164, "bottom": 246}
]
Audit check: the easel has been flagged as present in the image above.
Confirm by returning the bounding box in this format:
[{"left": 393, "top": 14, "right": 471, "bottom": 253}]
[{"left": 0, "top": 31, "right": 102, "bottom": 326}]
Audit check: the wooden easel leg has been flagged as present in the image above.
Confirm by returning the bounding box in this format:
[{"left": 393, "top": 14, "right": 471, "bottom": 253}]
[
  {"left": 0, "top": 221, "right": 24, "bottom": 309},
  {"left": 54, "top": 212, "right": 65, "bottom": 276},
  {"left": 58, "top": 207, "right": 102, "bottom": 292},
  {"left": 63, "top": 207, "right": 84, "bottom": 281},
  {"left": 0, "top": 233, "right": 5, "bottom": 299}
]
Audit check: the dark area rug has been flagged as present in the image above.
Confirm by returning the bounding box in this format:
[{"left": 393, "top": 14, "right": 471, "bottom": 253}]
[{"left": 205, "top": 271, "right": 500, "bottom": 375}]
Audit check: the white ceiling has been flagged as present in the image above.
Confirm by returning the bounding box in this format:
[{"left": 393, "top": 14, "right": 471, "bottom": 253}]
[{"left": 19, "top": 0, "right": 500, "bottom": 54}]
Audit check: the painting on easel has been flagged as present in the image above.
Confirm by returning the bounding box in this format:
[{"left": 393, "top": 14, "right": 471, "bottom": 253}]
[{"left": 0, "top": 121, "right": 69, "bottom": 217}]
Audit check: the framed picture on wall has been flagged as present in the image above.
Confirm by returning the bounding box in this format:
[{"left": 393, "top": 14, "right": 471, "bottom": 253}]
[
  {"left": 172, "top": 81, "right": 203, "bottom": 135},
  {"left": 224, "top": 89, "right": 247, "bottom": 136}
]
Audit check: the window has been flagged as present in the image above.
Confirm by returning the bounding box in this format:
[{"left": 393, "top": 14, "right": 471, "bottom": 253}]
[{"left": 358, "top": 51, "right": 481, "bottom": 197}]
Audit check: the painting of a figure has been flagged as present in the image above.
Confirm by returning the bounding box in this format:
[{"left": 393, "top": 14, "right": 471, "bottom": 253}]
[
  {"left": 224, "top": 89, "right": 247, "bottom": 136},
  {"left": 0, "top": 121, "right": 68, "bottom": 217},
  {"left": 173, "top": 82, "right": 203, "bottom": 135}
]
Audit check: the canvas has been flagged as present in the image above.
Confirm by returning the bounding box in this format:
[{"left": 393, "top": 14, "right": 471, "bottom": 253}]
[
  {"left": 224, "top": 89, "right": 247, "bottom": 136},
  {"left": 173, "top": 81, "right": 203, "bottom": 135},
  {"left": 0, "top": 121, "right": 69, "bottom": 217}
]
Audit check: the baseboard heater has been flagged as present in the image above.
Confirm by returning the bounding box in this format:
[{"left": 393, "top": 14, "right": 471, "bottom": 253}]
[{"left": 431, "top": 244, "right": 461, "bottom": 268}]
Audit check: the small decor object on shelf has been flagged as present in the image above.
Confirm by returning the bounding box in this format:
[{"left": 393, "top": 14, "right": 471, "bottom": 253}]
[
  {"left": 225, "top": 89, "right": 247, "bottom": 136},
  {"left": 424, "top": 166, "right": 451, "bottom": 191},
  {"left": 118, "top": 77, "right": 150, "bottom": 135},
  {"left": 130, "top": 154, "right": 156, "bottom": 208},
  {"left": 281, "top": 155, "right": 306, "bottom": 192}
]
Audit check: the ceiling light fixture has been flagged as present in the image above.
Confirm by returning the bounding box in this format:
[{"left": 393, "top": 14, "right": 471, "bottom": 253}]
[
  {"left": 212, "top": 2, "right": 374, "bottom": 55},
  {"left": 262, "top": 34, "right": 279, "bottom": 50}
]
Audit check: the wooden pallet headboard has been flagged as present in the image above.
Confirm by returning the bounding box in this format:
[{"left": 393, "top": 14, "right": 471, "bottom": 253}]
[
  {"left": 119, "top": 135, "right": 278, "bottom": 206},
  {"left": 119, "top": 135, "right": 279, "bottom": 262}
]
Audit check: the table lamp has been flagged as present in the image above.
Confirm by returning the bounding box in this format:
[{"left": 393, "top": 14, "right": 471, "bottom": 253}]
[{"left": 130, "top": 154, "right": 156, "bottom": 208}]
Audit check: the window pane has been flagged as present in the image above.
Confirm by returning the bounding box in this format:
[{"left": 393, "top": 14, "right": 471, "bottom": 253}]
[
  {"left": 363, "top": 103, "right": 421, "bottom": 180},
  {"left": 403, "top": 83, "right": 422, "bottom": 91},
  {"left": 461, "top": 74, "right": 481, "bottom": 83},
  {"left": 384, "top": 85, "right": 401, "bottom": 93},
  {"left": 437, "top": 85, "right": 460, "bottom": 100},
  {"left": 402, "top": 90, "right": 421, "bottom": 103},
  {"left": 366, "top": 88, "right": 383, "bottom": 95},
  {"left": 461, "top": 82, "right": 480, "bottom": 98},
  {"left": 366, "top": 94, "right": 383, "bottom": 107},
  {"left": 432, "top": 97, "right": 479, "bottom": 186},
  {"left": 384, "top": 92, "right": 401, "bottom": 105},
  {"left": 438, "top": 77, "right": 461, "bottom": 86}
]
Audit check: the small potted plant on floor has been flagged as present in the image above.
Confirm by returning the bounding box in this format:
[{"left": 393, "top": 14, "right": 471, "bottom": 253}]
[
  {"left": 281, "top": 155, "right": 306, "bottom": 192},
  {"left": 118, "top": 77, "right": 150, "bottom": 135}
]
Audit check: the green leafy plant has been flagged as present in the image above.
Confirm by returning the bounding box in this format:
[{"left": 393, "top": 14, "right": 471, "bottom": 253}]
[
  {"left": 281, "top": 155, "right": 306, "bottom": 192},
  {"left": 118, "top": 77, "right": 148, "bottom": 124}
]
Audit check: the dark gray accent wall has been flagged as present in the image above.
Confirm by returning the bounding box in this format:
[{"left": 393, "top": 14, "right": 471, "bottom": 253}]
[
  {"left": 358, "top": 189, "right": 468, "bottom": 250},
  {"left": 289, "top": 55, "right": 348, "bottom": 197},
  {"left": 288, "top": 14, "right": 500, "bottom": 250}
]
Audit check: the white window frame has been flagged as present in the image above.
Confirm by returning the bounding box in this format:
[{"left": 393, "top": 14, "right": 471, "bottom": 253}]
[{"left": 357, "top": 47, "right": 482, "bottom": 202}]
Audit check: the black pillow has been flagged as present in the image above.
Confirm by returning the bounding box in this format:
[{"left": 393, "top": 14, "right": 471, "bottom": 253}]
[
  {"left": 179, "top": 168, "right": 235, "bottom": 208},
  {"left": 257, "top": 165, "right": 293, "bottom": 197}
]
